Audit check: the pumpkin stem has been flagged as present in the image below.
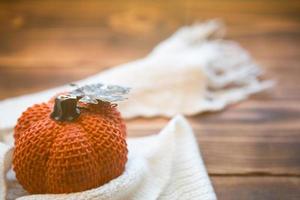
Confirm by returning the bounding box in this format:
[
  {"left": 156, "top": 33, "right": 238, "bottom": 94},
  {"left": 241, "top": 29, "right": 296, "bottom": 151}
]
[{"left": 51, "top": 95, "right": 80, "bottom": 122}]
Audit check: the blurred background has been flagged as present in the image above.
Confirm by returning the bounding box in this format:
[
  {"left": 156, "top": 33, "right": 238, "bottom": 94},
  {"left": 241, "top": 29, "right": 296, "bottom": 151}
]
[
  {"left": 1, "top": 0, "right": 300, "bottom": 199},
  {"left": 0, "top": 0, "right": 299, "bottom": 98}
]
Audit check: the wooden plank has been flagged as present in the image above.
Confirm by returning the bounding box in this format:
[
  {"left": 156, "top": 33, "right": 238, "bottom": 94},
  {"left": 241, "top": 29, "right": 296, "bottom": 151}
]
[
  {"left": 0, "top": 16, "right": 299, "bottom": 72},
  {"left": 0, "top": 0, "right": 299, "bottom": 69},
  {"left": 198, "top": 131, "right": 300, "bottom": 175},
  {"left": 0, "top": 0, "right": 299, "bottom": 27},
  {"left": 212, "top": 176, "right": 300, "bottom": 200},
  {"left": 0, "top": 32, "right": 299, "bottom": 68}
]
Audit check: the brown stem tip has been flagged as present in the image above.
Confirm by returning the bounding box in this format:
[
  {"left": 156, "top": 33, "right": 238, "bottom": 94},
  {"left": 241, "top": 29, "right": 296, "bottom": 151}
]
[{"left": 50, "top": 95, "right": 80, "bottom": 122}]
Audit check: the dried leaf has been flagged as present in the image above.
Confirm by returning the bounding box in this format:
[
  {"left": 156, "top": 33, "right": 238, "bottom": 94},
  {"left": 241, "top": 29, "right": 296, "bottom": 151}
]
[{"left": 70, "top": 83, "right": 130, "bottom": 104}]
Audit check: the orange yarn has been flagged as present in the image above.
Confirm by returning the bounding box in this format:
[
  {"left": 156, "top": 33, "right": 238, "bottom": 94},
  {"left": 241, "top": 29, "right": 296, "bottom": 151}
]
[{"left": 13, "top": 100, "right": 127, "bottom": 194}]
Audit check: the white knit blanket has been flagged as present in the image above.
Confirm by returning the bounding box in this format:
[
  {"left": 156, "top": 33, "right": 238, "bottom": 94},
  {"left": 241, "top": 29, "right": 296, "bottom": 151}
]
[
  {"left": 1, "top": 116, "right": 216, "bottom": 200},
  {"left": 0, "top": 20, "right": 273, "bottom": 131}
]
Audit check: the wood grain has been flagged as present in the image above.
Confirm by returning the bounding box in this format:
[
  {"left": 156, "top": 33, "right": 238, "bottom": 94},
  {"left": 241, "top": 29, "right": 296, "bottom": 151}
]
[
  {"left": 212, "top": 176, "right": 300, "bottom": 200},
  {"left": 0, "top": 0, "right": 299, "bottom": 199}
]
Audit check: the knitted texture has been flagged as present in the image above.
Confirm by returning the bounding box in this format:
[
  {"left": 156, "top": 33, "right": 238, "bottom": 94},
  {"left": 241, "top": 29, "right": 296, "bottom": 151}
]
[
  {"left": 13, "top": 101, "right": 127, "bottom": 194},
  {"left": 1, "top": 115, "right": 217, "bottom": 200}
]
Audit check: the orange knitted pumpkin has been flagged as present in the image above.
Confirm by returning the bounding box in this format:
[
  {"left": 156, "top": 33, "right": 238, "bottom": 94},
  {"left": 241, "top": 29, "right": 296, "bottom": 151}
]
[{"left": 13, "top": 84, "right": 129, "bottom": 194}]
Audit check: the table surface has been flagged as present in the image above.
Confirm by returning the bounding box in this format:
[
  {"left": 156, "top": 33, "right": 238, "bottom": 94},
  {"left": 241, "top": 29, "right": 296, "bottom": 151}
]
[{"left": 0, "top": 1, "right": 300, "bottom": 199}]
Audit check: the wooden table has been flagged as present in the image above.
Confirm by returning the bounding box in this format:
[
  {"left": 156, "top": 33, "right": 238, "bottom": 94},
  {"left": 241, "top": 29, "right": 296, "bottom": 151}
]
[{"left": 0, "top": 1, "right": 299, "bottom": 199}]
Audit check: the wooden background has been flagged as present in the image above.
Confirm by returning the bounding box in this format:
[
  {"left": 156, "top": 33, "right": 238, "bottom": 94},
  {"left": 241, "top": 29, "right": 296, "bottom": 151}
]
[{"left": 0, "top": 0, "right": 300, "bottom": 199}]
